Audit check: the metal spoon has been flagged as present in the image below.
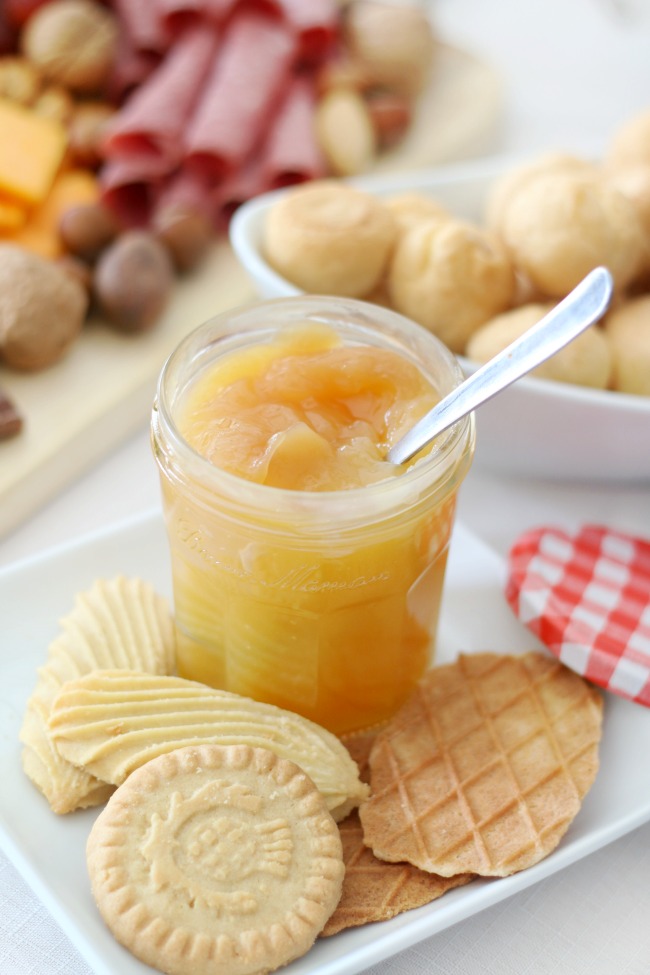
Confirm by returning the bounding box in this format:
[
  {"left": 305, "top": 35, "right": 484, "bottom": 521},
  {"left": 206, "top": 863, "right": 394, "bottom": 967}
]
[{"left": 387, "top": 266, "right": 614, "bottom": 466}]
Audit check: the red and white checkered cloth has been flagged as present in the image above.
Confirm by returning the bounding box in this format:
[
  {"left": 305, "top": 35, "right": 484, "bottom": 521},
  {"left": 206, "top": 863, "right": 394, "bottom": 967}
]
[{"left": 506, "top": 524, "right": 650, "bottom": 707}]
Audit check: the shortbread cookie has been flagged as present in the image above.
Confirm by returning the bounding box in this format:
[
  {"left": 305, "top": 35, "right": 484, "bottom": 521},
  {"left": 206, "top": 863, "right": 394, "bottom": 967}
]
[
  {"left": 86, "top": 744, "right": 344, "bottom": 975},
  {"left": 264, "top": 180, "right": 397, "bottom": 297},
  {"left": 359, "top": 652, "right": 603, "bottom": 878},
  {"left": 20, "top": 577, "right": 175, "bottom": 813},
  {"left": 48, "top": 669, "right": 369, "bottom": 820},
  {"left": 321, "top": 732, "right": 473, "bottom": 937}
]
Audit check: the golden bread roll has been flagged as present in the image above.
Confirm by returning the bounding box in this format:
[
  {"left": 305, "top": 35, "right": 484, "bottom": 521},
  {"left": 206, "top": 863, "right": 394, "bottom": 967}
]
[
  {"left": 604, "top": 295, "right": 650, "bottom": 395},
  {"left": 387, "top": 217, "right": 515, "bottom": 352},
  {"left": 605, "top": 110, "right": 650, "bottom": 169},
  {"left": 485, "top": 152, "right": 596, "bottom": 234},
  {"left": 384, "top": 192, "right": 450, "bottom": 236},
  {"left": 499, "top": 170, "right": 647, "bottom": 296},
  {"left": 264, "top": 181, "right": 397, "bottom": 298},
  {"left": 466, "top": 302, "right": 612, "bottom": 389}
]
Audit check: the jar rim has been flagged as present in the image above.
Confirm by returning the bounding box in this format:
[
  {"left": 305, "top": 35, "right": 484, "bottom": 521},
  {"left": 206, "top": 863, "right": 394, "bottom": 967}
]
[{"left": 152, "top": 295, "right": 475, "bottom": 522}]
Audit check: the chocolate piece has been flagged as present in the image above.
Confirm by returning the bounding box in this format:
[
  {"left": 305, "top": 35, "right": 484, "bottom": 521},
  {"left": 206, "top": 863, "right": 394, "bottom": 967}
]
[{"left": 0, "top": 388, "right": 23, "bottom": 439}]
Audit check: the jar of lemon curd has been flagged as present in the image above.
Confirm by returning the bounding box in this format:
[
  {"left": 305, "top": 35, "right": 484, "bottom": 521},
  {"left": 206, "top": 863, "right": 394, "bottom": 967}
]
[{"left": 151, "top": 296, "right": 475, "bottom": 735}]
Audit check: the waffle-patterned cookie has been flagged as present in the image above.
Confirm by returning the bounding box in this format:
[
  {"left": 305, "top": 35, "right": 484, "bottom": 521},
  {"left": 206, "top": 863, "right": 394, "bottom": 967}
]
[
  {"left": 20, "top": 577, "right": 175, "bottom": 813},
  {"left": 87, "top": 744, "right": 344, "bottom": 975},
  {"left": 48, "top": 669, "right": 369, "bottom": 820},
  {"left": 322, "top": 732, "right": 472, "bottom": 937},
  {"left": 359, "top": 652, "right": 603, "bottom": 878}
]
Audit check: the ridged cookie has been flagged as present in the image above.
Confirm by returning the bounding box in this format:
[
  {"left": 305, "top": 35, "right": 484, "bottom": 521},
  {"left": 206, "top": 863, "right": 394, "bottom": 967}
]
[
  {"left": 49, "top": 669, "right": 369, "bottom": 820},
  {"left": 20, "top": 577, "right": 175, "bottom": 813},
  {"left": 86, "top": 744, "right": 344, "bottom": 975}
]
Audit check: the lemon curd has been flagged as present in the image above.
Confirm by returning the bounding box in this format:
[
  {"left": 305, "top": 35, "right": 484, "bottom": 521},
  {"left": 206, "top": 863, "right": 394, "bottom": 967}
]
[{"left": 152, "top": 298, "right": 474, "bottom": 735}]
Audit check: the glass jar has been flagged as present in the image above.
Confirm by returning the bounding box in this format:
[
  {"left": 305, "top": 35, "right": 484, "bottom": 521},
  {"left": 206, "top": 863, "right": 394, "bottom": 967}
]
[{"left": 151, "top": 296, "right": 475, "bottom": 735}]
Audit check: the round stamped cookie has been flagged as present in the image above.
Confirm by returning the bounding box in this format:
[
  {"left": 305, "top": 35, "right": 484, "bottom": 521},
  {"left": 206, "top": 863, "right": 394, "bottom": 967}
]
[{"left": 86, "top": 744, "right": 344, "bottom": 975}]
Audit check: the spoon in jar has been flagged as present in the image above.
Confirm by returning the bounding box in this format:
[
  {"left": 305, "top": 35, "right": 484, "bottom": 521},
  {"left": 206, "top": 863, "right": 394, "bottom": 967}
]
[{"left": 387, "top": 265, "right": 614, "bottom": 466}]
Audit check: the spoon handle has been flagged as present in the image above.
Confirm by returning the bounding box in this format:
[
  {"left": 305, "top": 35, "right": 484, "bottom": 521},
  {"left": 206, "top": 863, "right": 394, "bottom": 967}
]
[{"left": 387, "top": 265, "right": 614, "bottom": 466}]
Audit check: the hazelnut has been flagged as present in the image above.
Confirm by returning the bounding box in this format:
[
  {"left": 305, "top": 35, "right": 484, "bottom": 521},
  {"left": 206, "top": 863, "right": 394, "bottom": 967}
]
[
  {"left": 59, "top": 201, "right": 119, "bottom": 263},
  {"left": 153, "top": 205, "right": 213, "bottom": 273},
  {"left": 93, "top": 231, "right": 175, "bottom": 333}
]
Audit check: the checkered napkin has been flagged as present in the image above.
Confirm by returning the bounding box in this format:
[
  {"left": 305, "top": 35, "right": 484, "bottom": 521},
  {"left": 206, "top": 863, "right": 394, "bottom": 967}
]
[{"left": 506, "top": 524, "right": 650, "bottom": 706}]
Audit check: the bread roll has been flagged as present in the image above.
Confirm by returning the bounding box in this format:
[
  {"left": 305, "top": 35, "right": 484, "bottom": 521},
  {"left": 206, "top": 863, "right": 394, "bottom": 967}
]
[
  {"left": 264, "top": 181, "right": 397, "bottom": 298},
  {"left": 387, "top": 217, "right": 515, "bottom": 352}
]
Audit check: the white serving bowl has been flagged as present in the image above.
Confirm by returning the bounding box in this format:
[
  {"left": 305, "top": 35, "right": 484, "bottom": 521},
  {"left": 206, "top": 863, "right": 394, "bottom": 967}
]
[{"left": 230, "top": 158, "right": 650, "bottom": 483}]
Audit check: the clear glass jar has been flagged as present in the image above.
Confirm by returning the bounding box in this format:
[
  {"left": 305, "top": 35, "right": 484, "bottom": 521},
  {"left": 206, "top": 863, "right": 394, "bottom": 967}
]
[{"left": 151, "top": 296, "right": 475, "bottom": 735}]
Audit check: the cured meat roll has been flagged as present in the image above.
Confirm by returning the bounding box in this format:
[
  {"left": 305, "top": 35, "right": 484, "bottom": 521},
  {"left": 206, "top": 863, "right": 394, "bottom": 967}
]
[
  {"left": 275, "top": 0, "right": 338, "bottom": 63},
  {"left": 100, "top": 157, "right": 171, "bottom": 227},
  {"left": 103, "top": 26, "right": 219, "bottom": 165},
  {"left": 263, "top": 74, "right": 326, "bottom": 188},
  {"left": 184, "top": 9, "right": 296, "bottom": 182},
  {"left": 111, "top": 0, "right": 169, "bottom": 54}
]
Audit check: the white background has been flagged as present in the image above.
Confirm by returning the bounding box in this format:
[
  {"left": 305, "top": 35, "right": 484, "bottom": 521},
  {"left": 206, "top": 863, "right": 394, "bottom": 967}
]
[{"left": 2, "top": 0, "right": 650, "bottom": 973}]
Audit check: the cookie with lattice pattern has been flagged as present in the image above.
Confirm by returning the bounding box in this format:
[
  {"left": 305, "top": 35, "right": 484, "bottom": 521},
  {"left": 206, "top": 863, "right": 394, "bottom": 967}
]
[
  {"left": 359, "top": 652, "right": 603, "bottom": 878},
  {"left": 322, "top": 730, "right": 472, "bottom": 937}
]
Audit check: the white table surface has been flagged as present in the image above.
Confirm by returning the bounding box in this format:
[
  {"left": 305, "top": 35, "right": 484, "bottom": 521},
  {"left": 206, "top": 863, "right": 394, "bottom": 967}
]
[{"left": 2, "top": 0, "right": 650, "bottom": 972}]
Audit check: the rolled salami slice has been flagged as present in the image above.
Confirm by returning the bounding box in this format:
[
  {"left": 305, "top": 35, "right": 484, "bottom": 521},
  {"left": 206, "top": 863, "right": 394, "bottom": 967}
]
[
  {"left": 100, "top": 156, "right": 171, "bottom": 227},
  {"left": 156, "top": 0, "right": 204, "bottom": 33},
  {"left": 212, "top": 156, "right": 267, "bottom": 228},
  {"left": 262, "top": 74, "right": 326, "bottom": 188},
  {"left": 204, "top": 0, "right": 239, "bottom": 23},
  {"left": 212, "top": 75, "right": 326, "bottom": 225},
  {"left": 103, "top": 26, "right": 219, "bottom": 165},
  {"left": 275, "top": 0, "right": 338, "bottom": 64},
  {"left": 112, "top": 0, "right": 169, "bottom": 54},
  {"left": 106, "top": 30, "right": 160, "bottom": 104},
  {"left": 184, "top": 9, "right": 296, "bottom": 182}
]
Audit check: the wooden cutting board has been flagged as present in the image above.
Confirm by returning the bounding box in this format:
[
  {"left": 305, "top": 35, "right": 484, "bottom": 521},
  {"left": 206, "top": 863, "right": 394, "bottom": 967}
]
[{"left": 0, "top": 44, "right": 503, "bottom": 540}]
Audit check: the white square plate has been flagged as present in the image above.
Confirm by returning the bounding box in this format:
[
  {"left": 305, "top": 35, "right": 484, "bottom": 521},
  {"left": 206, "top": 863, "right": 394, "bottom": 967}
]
[
  {"left": 1, "top": 510, "right": 649, "bottom": 975},
  {"left": 229, "top": 157, "right": 650, "bottom": 484}
]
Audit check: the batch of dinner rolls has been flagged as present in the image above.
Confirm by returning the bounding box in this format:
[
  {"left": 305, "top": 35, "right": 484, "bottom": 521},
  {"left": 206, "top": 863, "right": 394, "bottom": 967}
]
[{"left": 263, "top": 110, "right": 650, "bottom": 397}]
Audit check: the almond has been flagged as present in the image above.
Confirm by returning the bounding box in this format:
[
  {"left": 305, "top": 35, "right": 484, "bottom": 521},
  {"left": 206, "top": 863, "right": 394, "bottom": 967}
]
[{"left": 315, "top": 87, "right": 376, "bottom": 177}]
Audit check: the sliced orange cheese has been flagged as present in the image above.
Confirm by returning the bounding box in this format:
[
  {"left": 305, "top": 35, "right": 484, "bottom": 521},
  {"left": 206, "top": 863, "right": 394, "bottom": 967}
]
[
  {"left": 0, "top": 196, "right": 28, "bottom": 231},
  {"left": 0, "top": 97, "right": 67, "bottom": 207},
  {"left": 8, "top": 168, "right": 99, "bottom": 258}
]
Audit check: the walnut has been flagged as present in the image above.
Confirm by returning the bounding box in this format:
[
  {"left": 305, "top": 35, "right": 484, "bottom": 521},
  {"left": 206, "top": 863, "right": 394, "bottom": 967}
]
[
  {"left": 21, "top": 0, "right": 118, "bottom": 94},
  {"left": 0, "top": 243, "right": 88, "bottom": 371}
]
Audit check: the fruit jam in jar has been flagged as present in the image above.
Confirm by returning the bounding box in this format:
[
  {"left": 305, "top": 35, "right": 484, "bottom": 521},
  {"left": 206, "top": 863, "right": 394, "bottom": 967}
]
[{"left": 152, "top": 296, "right": 474, "bottom": 735}]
